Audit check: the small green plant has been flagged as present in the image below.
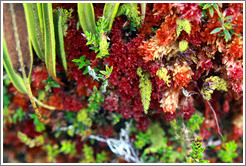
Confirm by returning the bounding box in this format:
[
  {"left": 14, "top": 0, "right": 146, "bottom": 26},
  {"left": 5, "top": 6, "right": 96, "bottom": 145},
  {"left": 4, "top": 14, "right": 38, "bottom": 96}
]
[
  {"left": 186, "top": 114, "right": 205, "bottom": 132},
  {"left": 176, "top": 19, "right": 191, "bottom": 37},
  {"left": 218, "top": 141, "right": 238, "bottom": 163},
  {"left": 43, "top": 144, "right": 60, "bottom": 162},
  {"left": 134, "top": 132, "right": 150, "bottom": 149},
  {"left": 179, "top": 40, "right": 189, "bottom": 52},
  {"left": 137, "top": 67, "right": 152, "bottom": 114},
  {"left": 187, "top": 136, "right": 210, "bottom": 163},
  {"left": 72, "top": 55, "right": 90, "bottom": 72},
  {"left": 29, "top": 113, "right": 46, "bottom": 132},
  {"left": 60, "top": 140, "right": 76, "bottom": 155},
  {"left": 81, "top": 144, "right": 94, "bottom": 162},
  {"left": 199, "top": 3, "right": 222, "bottom": 18},
  {"left": 95, "top": 151, "right": 107, "bottom": 163},
  {"left": 156, "top": 67, "right": 170, "bottom": 86},
  {"left": 100, "top": 65, "right": 113, "bottom": 80},
  {"left": 117, "top": 3, "right": 141, "bottom": 29},
  {"left": 42, "top": 76, "right": 61, "bottom": 92},
  {"left": 201, "top": 76, "right": 227, "bottom": 100},
  {"left": 83, "top": 16, "right": 110, "bottom": 59},
  {"left": 13, "top": 108, "right": 26, "bottom": 124},
  {"left": 18, "top": 131, "right": 44, "bottom": 148},
  {"left": 77, "top": 109, "right": 92, "bottom": 127},
  {"left": 210, "top": 9, "right": 238, "bottom": 42}
]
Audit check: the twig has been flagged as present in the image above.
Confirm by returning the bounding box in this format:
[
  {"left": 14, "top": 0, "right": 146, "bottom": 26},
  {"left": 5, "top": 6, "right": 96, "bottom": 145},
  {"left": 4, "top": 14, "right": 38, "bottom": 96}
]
[{"left": 193, "top": 82, "right": 223, "bottom": 138}]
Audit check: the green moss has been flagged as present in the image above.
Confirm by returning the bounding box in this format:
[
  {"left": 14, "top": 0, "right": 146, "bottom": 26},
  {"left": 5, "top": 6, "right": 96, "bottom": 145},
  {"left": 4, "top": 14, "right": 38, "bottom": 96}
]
[
  {"left": 156, "top": 67, "right": 171, "bottom": 86},
  {"left": 201, "top": 76, "right": 227, "bottom": 100},
  {"left": 137, "top": 67, "right": 152, "bottom": 114},
  {"left": 179, "top": 40, "right": 189, "bottom": 52},
  {"left": 176, "top": 19, "right": 191, "bottom": 37}
]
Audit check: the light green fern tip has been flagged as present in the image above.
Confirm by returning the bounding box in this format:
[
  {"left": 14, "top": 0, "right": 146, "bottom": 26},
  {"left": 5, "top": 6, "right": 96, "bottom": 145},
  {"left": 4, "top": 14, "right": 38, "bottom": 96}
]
[
  {"left": 201, "top": 76, "right": 227, "bottom": 100},
  {"left": 137, "top": 67, "right": 152, "bottom": 114},
  {"left": 156, "top": 67, "right": 171, "bottom": 86},
  {"left": 179, "top": 40, "right": 189, "bottom": 52},
  {"left": 177, "top": 19, "right": 191, "bottom": 37}
]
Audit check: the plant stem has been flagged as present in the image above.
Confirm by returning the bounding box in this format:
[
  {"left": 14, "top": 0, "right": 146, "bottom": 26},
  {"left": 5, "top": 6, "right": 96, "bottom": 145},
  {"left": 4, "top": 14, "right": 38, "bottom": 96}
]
[
  {"left": 194, "top": 82, "right": 223, "bottom": 138},
  {"left": 33, "top": 97, "right": 56, "bottom": 110},
  {"left": 10, "top": 4, "right": 44, "bottom": 123}
]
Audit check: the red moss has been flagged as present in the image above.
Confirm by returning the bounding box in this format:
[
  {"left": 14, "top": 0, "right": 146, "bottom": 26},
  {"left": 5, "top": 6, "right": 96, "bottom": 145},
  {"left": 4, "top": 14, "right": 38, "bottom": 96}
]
[{"left": 156, "top": 15, "right": 177, "bottom": 46}]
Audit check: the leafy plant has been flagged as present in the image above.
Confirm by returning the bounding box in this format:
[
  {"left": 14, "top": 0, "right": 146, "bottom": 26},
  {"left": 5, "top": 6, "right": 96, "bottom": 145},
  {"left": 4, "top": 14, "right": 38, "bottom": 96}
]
[
  {"left": 156, "top": 67, "right": 170, "bottom": 86},
  {"left": 81, "top": 144, "right": 94, "bottom": 162},
  {"left": 83, "top": 16, "right": 110, "bottom": 59},
  {"left": 42, "top": 76, "right": 61, "bottom": 92},
  {"left": 210, "top": 9, "right": 238, "bottom": 42},
  {"left": 60, "top": 140, "right": 76, "bottom": 155},
  {"left": 117, "top": 3, "right": 141, "bottom": 28},
  {"left": 137, "top": 67, "right": 152, "bottom": 114},
  {"left": 18, "top": 131, "right": 44, "bottom": 148},
  {"left": 199, "top": 3, "right": 222, "bottom": 18},
  {"left": 3, "top": 86, "right": 10, "bottom": 107},
  {"left": 179, "top": 40, "right": 189, "bottom": 52},
  {"left": 77, "top": 109, "right": 92, "bottom": 127},
  {"left": 13, "top": 108, "right": 26, "bottom": 124},
  {"left": 201, "top": 76, "right": 227, "bottom": 100},
  {"left": 186, "top": 114, "right": 205, "bottom": 132},
  {"left": 187, "top": 136, "right": 210, "bottom": 163},
  {"left": 43, "top": 144, "right": 60, "bottom": 162},
  {"left": 29, "top": 113, "right": 46, "bottom": 132},
  {"left": 218, "top": 141, "right": 238, "bottom": 163},
  {"left": 72, "top": 55, "right": 90, "bottom": 72},
  {"left": 95, "top": 151, "right": 107, "bottom": 163},
  {"left": 176, "top": 19, "right": 191, "bottom": 37},
  {"left": 134, "top": 132, "right": 150, "bottom": 149}
]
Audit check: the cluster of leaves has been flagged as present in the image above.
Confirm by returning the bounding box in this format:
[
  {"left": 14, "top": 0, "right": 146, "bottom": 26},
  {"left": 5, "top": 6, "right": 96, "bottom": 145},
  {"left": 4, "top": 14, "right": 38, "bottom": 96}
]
[
  {"left": 81, "top": 144, "right": 107, "bottom": 163},
  {"left": 201, "top": 3, "right": 239, "bottom": 42},
  {"left": 18, "top": 131, "right": 44, "bottom": 148},
  {"left": 42, "top": 76, "right": 60, "bottom": 92},
  {"left": 156, "top": 67, "right": 170, "bottom": 86},
  {"left": 83, "top": 17, "right": 110, "bottom": 59},
  {"left": 137, "top": 67, "right": 152, "bottom": 114},
  {"left": 117, "top": 3, "right": 141, "bottom": 33},
  {"left": 72, "top": 55, "right": 113, "bottom": 93},
  {"left": 187, "top": 136, "right": 209, "bottom": 163},
  {"left": 176, "top": 19, "right": 191, "bottom": 37},
  {"left": 201, "top": 76, "right": 227, "bottom": 100},
  {"left": 218, "top": 141, "right": 238, "bottom": 163},
  {"left": 200, "top": 3, "right": 222, "bottom": 18}
]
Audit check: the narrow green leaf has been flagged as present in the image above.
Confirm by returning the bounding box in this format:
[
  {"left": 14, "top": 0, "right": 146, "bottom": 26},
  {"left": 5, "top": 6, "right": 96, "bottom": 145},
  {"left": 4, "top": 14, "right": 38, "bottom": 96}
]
[
  {"left": 3, "top": 36, "right": 27, "bottom": 93},
  {"left": 103, "top": 3, "right": 120, "bottom": 32},
  {"left": 23, "top": 3, "right": 45, "bottom": 60},
  {"left": 210, "top": 27, "right": 223, "bottom": 34},
  {"left": 78, "top": 3, "right": 97, "bottom": 35},
  {"left": 209, "top": 7, "right": 214, "bottom": 17},
  {"left": 213, "top": 3, "right": 219, "bottom": 10},
  {"left": 224, "top": 29, "right": 231, "bottom": 42},
  {"left": 218, "top": 11, "right": 223, "bottom": 19},
  {"left": 42, "top": 3, "right": 58, "bottom": 82},
  {"left": 53, "top": 9, "right": 68, "bottom": 73},
  {"left": 203, "top": 3, "right": 211, "bottom": 9},
  {"left": 225, "top": 15, "right": 234, "bottom": 21}
]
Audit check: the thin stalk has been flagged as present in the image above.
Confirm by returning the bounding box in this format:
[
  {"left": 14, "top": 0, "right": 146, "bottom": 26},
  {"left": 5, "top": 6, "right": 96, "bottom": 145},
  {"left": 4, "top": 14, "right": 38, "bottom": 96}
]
[
  {"left": 33, "top": 97, "right": 56, "bottom": 110},
  {"left": 10, "top": 4, "right": 44, "bottom": 123},
  {"left": 140, "top": 3, "right": 146, "bottom": 24},
  {"left": 194, "top": 82, "right": 223, "bottom": 138}
]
